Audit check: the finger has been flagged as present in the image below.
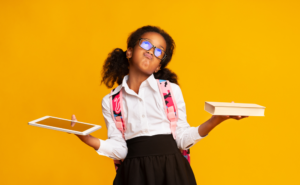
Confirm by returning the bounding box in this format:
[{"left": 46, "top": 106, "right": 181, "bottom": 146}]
[
  {"left": 230, "top": 115, "right": 239, "bottom": 119},
  {"left": 72, "top": 114, "right": 77, "bottom": 120},
  {"left": 71, "top": 114, "right": 77, "bottom": 127},
  {"left": 236, "top": 115, "right": 249, "bottom": 120}
]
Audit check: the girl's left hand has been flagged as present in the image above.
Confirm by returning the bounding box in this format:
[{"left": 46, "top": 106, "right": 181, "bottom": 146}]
[{"left": 212, "top": 101, "right": 249, "bottom": 122}]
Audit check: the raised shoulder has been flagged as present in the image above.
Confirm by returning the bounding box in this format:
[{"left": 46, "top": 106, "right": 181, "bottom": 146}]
[
  {"left": 169, "top": 82, "right": 180, "bottom": 91},
  {"left": 169, "top": 82, "right": 183, "bottom": 99},
  {"left": 101, "top": 84, "right": 122, "bottom": 107}
]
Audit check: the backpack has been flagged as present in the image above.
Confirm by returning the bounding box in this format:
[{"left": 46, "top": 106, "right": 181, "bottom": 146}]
[{"left": 110, "top": 79, "right": 190, "bottom": 171}]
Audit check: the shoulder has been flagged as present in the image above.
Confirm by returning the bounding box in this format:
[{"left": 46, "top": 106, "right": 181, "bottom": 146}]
[
  {"left": 101, "top": 93, "right": 111, "bottom": 112},
  {"left": 169, "top": 81, "right": 183, "bottom": 96},
  {"left": 169, "top": 81, "right": 180, "bottom": 91},
  {"left": 102, "top": 93, "right": 110, "bottom": 104}
]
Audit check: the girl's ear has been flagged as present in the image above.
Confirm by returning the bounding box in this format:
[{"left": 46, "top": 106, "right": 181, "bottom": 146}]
[{"left": 126, "top": 47, "right": 133, "bottom": 59}]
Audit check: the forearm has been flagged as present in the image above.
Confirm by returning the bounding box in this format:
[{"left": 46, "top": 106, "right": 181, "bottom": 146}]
[
  {"left": 75, "top": 134, "right": 100, "bottom": 150},
  {"left": 198, "top": 116, "right": 223, "bottom": 137}
]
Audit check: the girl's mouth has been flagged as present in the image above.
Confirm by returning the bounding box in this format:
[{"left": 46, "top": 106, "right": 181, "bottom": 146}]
[{"left": 144, "top": 53, "right": 153, "bottom": 60}]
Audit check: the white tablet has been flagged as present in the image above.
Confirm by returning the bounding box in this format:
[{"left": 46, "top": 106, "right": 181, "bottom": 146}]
[{"left": 28, "top": 116, "right": 101, "bottom": 135}]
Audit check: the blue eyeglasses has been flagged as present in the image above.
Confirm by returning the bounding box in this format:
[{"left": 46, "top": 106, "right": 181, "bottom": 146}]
[{"left": 138, "top": 38, "right": 167, "bottom": 60}]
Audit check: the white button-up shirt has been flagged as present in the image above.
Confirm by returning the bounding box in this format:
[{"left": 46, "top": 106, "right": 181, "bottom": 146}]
[{"left": 96, "top": 74, "right": 207, "bottom": 160}]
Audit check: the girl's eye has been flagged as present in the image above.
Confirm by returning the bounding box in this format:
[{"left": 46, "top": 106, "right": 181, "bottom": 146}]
[{"left": 141, "top": 41, "right": 152, "bottom": 50}]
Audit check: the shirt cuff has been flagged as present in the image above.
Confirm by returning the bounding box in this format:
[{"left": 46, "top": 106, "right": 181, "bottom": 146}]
[
  {"left": 191, "top": 125, "right": 208, "bottom": 141},
  {"left": 95, "top": 139, "right": 114, "bottom": 159}
]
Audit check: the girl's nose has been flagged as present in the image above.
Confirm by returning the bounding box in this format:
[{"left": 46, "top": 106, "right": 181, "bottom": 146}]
[{"left": 148, "top": 47, "right": 155, "bottom": 54}]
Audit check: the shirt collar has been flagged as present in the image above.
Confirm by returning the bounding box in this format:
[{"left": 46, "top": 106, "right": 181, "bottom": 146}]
[
  {"left": 146, "top": 74, "right": 159, "bottom": 92},
  {"left": 109, "top": 74, "right": 159, "bottom": 97}
]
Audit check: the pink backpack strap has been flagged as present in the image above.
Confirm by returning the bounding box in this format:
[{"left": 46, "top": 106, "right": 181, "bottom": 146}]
[
  {"left": 110, "top": 87, "right": 126, "bottom": 170},
  {"left": 156, "top": 79, "right": 191, "bottom": 164},
  {"left": 110, "top": 88, "right": 126, "bottom": 139},
  {"left": 156, "top": 79, "right": 178, "bottom": 139}
]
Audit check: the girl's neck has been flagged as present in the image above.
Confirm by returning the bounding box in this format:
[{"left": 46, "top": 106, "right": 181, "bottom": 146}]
[{"left": 127, "top": 69, "right": 151, "bottom": 95}]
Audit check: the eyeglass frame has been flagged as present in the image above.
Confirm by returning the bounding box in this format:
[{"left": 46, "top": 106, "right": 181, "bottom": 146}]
[{"left": 138, "top": 38, "right": 167, "bottom": 61}]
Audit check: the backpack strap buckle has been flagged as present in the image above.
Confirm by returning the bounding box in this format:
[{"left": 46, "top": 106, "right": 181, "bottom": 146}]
[{"left": 115, "top": 116, "right": 125, "bottom": 138}]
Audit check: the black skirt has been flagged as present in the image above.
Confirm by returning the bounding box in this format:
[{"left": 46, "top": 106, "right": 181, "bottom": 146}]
[{"left": 113, "top": 134, "right": 197, "bottom": 185}]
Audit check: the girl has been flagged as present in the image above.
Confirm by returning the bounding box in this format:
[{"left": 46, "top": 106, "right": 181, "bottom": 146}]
[{"left": 70, "top": 25, "right": 248, "bottom": 185}]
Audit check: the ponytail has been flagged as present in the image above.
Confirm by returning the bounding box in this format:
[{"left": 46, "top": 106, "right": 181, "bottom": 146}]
[{"left": 100, "top": 48, "right": 129, "bottom": 88}]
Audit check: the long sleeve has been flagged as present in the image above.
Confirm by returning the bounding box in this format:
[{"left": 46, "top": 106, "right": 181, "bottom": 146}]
[
  {"left": 95, "top": 94, "right": 128, "bottom": 160},
  {"left": 171, "top": 83, "right": 208, "bottom": 150}
]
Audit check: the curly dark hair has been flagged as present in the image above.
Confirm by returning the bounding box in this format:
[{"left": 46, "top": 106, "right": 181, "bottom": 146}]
[{"left": 100, "top": 25, "right": 179, "bottom": 88}]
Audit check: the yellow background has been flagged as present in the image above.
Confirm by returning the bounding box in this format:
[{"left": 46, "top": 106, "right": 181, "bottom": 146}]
[{"left": 1, "top": 0, "right": 299, "bottom": 184}]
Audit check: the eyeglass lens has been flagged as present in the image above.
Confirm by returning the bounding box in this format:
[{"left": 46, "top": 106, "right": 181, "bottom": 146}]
[{"left": 140, "top": 39, "right": 164, "bottom": 59}]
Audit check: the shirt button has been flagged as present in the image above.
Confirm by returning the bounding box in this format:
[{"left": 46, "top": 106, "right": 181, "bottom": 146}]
[{"left": 142, "top": 115, "right": 145, "bottom": 118}]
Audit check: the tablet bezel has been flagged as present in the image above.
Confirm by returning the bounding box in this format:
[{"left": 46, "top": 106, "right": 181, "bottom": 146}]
[{"left": 28, "top": 115, "right": 101, "bottom": 135}]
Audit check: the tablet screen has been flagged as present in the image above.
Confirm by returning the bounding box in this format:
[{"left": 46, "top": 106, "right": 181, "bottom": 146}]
[{"left": 36, "top": 117, "right": 94, "bottom": 132}]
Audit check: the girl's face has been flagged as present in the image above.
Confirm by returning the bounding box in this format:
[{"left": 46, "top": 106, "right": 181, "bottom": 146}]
[{"left": 127, "top": 32, "right": 167, "bottom": 76}]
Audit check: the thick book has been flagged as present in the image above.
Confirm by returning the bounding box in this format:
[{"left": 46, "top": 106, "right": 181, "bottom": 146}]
[{"left": 204, "top": 101, "right": 265, "bottom": 116}]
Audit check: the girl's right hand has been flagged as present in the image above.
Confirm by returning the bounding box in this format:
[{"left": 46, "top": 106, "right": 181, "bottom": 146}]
[{"left": 68, "top": 115, "right": 98, "bottom": 150}]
